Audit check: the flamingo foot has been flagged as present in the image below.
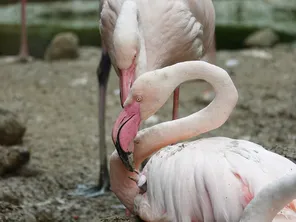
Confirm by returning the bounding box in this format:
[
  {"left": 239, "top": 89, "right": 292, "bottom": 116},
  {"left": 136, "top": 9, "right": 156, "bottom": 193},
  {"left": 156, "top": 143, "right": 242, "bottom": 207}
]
[
  {"left": 69, "top": 182, "right": 110, "bottom": 197},
  {"left": 69, "top": 161, "right": 110, "bottom": 198},
  {"left": 1, "top": 55, "right": 33, "bottom": 65},
  {"left": 69, "top": 50, "right": 112, "bottom": 198},
  {"left": 18, "top": 53, "right": 32, "bottom": 63}
]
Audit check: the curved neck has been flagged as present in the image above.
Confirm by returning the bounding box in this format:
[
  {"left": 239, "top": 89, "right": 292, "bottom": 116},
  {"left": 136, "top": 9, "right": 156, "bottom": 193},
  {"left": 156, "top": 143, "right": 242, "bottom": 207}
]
[
  {"left": 240, "top": 171, "right": 296, "bottom": 222},
  {"left": 134, "top": 61, "right": 238, "bottom": 168}
]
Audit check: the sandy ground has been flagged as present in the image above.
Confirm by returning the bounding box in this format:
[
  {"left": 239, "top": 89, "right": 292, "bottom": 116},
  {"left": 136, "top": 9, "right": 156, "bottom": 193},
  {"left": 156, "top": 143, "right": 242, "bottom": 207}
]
[{"left": 0, "top": 44, "right": 295, "bottom": 221}]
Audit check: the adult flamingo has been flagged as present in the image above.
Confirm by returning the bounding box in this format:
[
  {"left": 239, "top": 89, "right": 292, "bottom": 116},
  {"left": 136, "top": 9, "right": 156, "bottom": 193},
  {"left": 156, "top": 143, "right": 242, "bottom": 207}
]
[
  {"left": 110, "top": 61, "right": 296, "bottom": 221},
  {"left": 74, "top": 0, "right": 216, "bottom": 197}
]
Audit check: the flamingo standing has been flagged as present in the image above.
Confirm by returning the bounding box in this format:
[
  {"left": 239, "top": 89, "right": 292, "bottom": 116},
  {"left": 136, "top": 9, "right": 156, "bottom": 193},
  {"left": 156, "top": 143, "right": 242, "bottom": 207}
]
[
  {"left": 74, "top": 0, "right": 216, "bottom": 197},
  {"left": 19, "top": 0, "right": 30, "bottom": 62},
  {"left": 110, "top": 61, "right": 296, "bottom": 221}
]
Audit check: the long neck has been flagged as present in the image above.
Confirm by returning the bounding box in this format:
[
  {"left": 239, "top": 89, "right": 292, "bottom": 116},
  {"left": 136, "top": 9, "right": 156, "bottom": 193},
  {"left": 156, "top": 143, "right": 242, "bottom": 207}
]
[
  {"left": 114, "top": 1, "right": 138, "bottom": 40},
  {"left": 113, "top": 0, "right": 139, "bottom": 68},
  {"left": 135, "top": 28, "right": 148, "bottom": 78},
  {"left": 134, "top": 61, "right": 238, "bottom": 167},
  {"left": 240, "top": 171, "right": 296, "bottom": 222}
]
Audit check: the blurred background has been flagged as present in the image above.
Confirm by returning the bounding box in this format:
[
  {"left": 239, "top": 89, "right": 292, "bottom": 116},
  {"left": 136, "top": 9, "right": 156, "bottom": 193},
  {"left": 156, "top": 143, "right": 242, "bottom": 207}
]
[{"left": 0, "top": 0, "right": 295, "bottom": 57}]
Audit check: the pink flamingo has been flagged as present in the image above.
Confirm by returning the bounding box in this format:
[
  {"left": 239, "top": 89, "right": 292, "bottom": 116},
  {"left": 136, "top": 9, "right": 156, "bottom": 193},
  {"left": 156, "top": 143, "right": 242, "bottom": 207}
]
[
  {"left": 74, "top": 0, "right": 216, "bottom": 197},
  {"left": 110, "top": 61, "right": 296, "bottom": 221}
]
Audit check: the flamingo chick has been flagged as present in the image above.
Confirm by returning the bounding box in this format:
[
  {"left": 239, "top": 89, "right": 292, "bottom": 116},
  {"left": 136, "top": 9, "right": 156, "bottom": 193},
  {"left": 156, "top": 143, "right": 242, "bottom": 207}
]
[
  {"left": 110, "top": 61, "right": 296, "bottom": 221},
  {"left": 75, "top": 0, "right": 216, "bottom": 197}
]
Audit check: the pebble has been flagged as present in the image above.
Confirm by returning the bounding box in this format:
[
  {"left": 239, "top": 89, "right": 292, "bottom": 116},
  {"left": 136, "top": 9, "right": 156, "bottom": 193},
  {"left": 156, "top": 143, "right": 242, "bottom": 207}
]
[{"left": 244, "top": 28, "right": 279, "bottom": 47}]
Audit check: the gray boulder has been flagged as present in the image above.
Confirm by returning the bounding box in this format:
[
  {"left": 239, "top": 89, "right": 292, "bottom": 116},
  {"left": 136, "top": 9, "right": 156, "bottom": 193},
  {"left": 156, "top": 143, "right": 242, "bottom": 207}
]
[
  {"left": 244, "top": 28, "right": 279, "bottom": 47},
  {"left": 44, "top": 32, "right": 79, "bottom": 61}
]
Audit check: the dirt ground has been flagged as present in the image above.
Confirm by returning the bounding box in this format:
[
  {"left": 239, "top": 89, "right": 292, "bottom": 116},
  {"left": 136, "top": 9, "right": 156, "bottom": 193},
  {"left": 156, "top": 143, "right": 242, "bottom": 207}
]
[{"left": 0, "top": 44, "right": 295, "bottom": 222}]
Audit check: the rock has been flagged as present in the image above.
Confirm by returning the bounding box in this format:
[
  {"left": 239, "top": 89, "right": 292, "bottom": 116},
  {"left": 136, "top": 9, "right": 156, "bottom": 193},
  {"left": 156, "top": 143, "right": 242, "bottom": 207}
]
[
  {"left": 244, "top": 28, "right": 279, "bottom": 48},
  {"left": 0, "top": 145, "right": 30, "bottom": 176},
  {"left": 0, "top": 108, "right": 26, "bottom": 146},
  {"left": 44, "top": 32, "right": 79, "bottom": 61}
]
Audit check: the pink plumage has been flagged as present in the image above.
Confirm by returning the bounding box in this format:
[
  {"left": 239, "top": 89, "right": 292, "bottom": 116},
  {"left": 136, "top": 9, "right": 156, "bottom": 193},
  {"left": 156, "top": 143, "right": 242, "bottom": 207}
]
[{"left": 110, "top": 61, "right": 296, "bottom": 221}]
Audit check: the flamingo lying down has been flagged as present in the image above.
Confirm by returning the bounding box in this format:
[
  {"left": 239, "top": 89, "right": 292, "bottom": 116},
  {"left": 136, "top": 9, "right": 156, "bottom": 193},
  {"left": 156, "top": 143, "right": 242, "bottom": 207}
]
[{"left": 110, "top": 61, "right": 296, "bottom": 221}]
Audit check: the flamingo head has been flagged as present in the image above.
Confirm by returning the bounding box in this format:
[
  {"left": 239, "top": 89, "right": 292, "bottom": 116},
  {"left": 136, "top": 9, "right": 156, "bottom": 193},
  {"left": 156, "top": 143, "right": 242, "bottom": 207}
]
[
  {"left": 113, "top": 46, "right": 138, "bottom": 107},
  {"left": 112, "top": 72, "right": 166, "bottom": 171},
  {"left": 112, "top": 0, "right": 140, "bottom": 107},
  {"left": 118, "top": 59, "right": 137, "bottom": 107},
  {"left": 112, "top": 99, "right": 141, "bottom": 172}
]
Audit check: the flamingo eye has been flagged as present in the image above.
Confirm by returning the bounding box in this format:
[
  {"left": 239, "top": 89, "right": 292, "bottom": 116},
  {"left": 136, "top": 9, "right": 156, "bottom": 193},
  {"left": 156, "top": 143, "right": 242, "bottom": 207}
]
[{"left": 136, "top": 95, "right": 142, "bottom": 102}]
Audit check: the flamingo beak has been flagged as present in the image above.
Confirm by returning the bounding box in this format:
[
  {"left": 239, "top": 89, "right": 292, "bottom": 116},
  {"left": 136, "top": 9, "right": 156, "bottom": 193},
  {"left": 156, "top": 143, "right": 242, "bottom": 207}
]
[
  {"left": 112, "top": 100, "right": 141, "bottom": 171},
  {"left": 119, "top": 62, "right": 136, "bottom": 107}
]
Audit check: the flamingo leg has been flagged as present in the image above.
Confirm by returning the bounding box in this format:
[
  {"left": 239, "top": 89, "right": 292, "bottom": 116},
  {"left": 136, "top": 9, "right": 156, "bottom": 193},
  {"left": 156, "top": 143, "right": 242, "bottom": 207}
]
[
  {"left": 71, "top": 50, "right": 111, "bottom": 197},
  {"left": 19, "top": 0, "right": 29, "bottom": 62},
  {"left": 172, "top": 87, "right": 180, "bottom": 121},
  {"left": 168, "top": 87, "right": 180, "bottom": 146},
  {"left": 206, "top": 33, "right": 217, "bottom": 65}
]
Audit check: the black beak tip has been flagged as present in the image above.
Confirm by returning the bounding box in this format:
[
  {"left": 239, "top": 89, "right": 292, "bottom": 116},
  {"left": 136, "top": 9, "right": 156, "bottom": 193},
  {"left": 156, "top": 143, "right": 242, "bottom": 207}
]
[
  {"left": 119, "top": 91, "right": 124, "bottom": 108},
  {"left": 114, "top": 114, "right": 136, "bottom": 172},
  {"left": 115, "top": 140, "right": 134, "bottom": 172}
]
